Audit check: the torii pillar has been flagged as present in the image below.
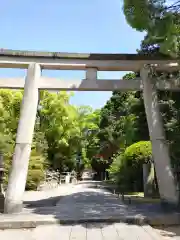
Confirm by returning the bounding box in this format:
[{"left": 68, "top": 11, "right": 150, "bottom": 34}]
[
  {"left": 4, "top": 63, "right": 40, "bottom": 213},
  {"left": 141, "top": 65, "right": 178, "bottom": 209}
]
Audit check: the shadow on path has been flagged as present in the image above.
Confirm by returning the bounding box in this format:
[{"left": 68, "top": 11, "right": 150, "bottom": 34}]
[
  {"left": 23, "top": 185, "right": 167, "bottom": 230},
  {"left": 24, "top": 196, "right": 61, "bottom": 209}
]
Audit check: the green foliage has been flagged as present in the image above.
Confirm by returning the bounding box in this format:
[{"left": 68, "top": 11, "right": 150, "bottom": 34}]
[
  {"left": 123, "top": 141, "right": 152, "bottom": 164},
  {"left": 123, "top": 0, "right": 151, "bottom": 31},
  {"left": 97, "top": 73, "right": 140, "bottom": 161},
  {"left": 108, "top": 154, "right": 123, "bottom": 183},
  {"left": 0, "top": 89, "right": 101, "bottom": 189},
  {"left": 92, "top": 72, "right": 148, "bottom": 178},
  {"left": 104, "top": 28, "right": 180, "bottom": 189},
  {"left": 39, "top": 91, "right": 101, "bottom": 172},
  {"left": 123, "top": 0, "right": 180, "bottom": 57},
  {"left": 0, "top": 90, "right": 22, "bottom": 187},
  {"left": 109, "top": 141, "right": 152, "bottom": 191},
  {"left": 26, "top": 149, "right": 46, "bottom": 190},
  {"left": 0, "top": 90, "right": 47, "bottom": 190},
  {"left": 138, "top": 33, "right": 180, "bottom": 166},
  {"left": 39, "top": 91, "right": 80, "bottom": 171}
]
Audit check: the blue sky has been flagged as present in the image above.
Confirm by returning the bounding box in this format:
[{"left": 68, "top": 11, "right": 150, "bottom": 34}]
[{"left": 0, "top": 0, "right": 145, "bottom": 109}]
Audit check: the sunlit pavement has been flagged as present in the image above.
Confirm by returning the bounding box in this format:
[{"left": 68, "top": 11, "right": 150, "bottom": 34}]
[
  {"left": 0, "top": 182, "right": 179, "bottom": 239},
  {"left": 0, "top": 223, "right": 167, "bottom": 239},
  {"left": 54, "top": 183, "right": 163, "bottom": 222}
]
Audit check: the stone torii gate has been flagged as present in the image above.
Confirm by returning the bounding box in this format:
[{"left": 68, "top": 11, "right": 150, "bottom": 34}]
[{"left": 0, "top": 49, "right": 179, "bottom": 213}]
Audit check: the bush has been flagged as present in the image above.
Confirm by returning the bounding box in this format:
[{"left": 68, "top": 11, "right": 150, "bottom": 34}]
[
  {"left": 26, "top": 150, "right": 46, "bottom": 190},
  {"left": 124, "top": 141, "right": 152, "bottom": 164},
  {"left": 109, "top": 141, "right": 152, "bottom": 192},
  {"left": 108, "top": 153, "right": 123, "bottom": 183},
  {"left": 3, "top": 146, "right": 46, "bottom": 191},
  {"left": 123, "top": 141, "right": 152, "bottom": 191}
]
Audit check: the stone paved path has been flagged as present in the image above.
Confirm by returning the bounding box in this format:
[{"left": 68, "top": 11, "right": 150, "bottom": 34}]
[
  {"left": 23, "top": 183, "right": 74, "bottom": 202},
  {"left": 54, "top": 183, "right": 162, "bottom": 221},
  {"left": 0, "top": 223, "right": 167, "bottom": 239},
  {"left": 19, "top": 182, "right": 174, "bottom": 224},
  {"left": 21, "top": 183, "right": 75, "bottom": 214},
  {"left": 0, "top": 182, "right": 179, "bottom": 239}
]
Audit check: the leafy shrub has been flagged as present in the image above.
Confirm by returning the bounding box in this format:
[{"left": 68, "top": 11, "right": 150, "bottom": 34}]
[
  {"left": 26, "top": 150, "right": 46, "bottom": 190},
  {"left": 108, "top": 153, "right": 123, "bottom": 183},
  {"left": 3, "top": 149, "right": 46, "bottom": 191},
  {"left": 124, "top": 141, "right": 152, "bottom": 164},
  {"left": 109, "top": 141, "right": 152, "bottom": 192}
]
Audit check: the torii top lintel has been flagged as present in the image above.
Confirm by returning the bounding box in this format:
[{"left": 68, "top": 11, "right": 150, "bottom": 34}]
[{"left": 0, "top": 49, "right": 179, "bottom": 71}]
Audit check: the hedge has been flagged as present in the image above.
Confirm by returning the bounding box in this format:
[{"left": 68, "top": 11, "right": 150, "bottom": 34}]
[{"left": 109, "top": 141, "right": 153, "bottom": 192}]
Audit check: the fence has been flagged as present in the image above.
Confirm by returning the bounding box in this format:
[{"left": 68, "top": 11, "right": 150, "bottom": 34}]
[{"left": 37, "top": 170, "right": 77, "bottom": 190}]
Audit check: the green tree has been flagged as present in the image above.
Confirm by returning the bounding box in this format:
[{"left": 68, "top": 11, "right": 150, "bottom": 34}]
[
  {"left": 123, "top": 0, "right": 180, "bottom": 57},
  {"left": 98, "top": 28, "right": 180, "bottom": 184},
  {"left": 0, "top": 90, "right": 23, "bottom": 186},
  {"left": 0, "top": 89, "right": 47, "bottom": 190},
  {"left": 76, "top": 106, "right": 101, "bottom": 167},
  {"left": 39, "top": 91, "right": 80, "bottom": 172},
  {"left": 97, "top": 73, "right": 139, "bottom": 160},
  {"left": 109, "top": 141, "right": 154, "bottom": 192}
]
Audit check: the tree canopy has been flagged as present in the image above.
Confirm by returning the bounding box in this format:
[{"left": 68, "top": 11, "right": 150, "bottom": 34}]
[
  {"left": 0, "top": 89, "right": 101, "bottom": 189},
  {"left": 123, "top": 0, "right": 180, "bottom": 57}
]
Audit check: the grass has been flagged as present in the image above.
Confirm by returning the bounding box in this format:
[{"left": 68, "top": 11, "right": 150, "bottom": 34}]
[
  {"left": 103, "top": 180, "right": 161, "bottom": 204},
  {"left": 125, "top": 192, "right": 144, "bottom": 197},
  {"left": 124, "top": 192, "right": 160, "bottom": 204}
]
